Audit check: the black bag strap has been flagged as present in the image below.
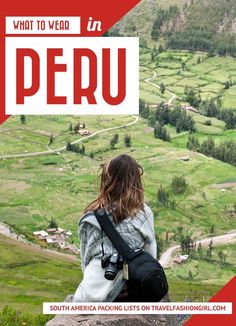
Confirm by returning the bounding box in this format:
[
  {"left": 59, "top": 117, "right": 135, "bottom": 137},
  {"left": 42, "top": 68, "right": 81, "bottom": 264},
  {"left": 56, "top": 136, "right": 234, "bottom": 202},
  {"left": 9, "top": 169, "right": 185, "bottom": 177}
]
[{"left": 94, "top": 208, "right": 142, "bottom": 261}]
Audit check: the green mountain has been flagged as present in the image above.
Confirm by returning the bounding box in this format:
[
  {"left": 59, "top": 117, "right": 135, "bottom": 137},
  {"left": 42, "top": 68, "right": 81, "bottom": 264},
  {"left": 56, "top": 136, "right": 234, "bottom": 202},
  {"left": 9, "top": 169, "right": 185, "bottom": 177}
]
[{"left": 113, "top": 0, "right": 236, "bottom": 56}]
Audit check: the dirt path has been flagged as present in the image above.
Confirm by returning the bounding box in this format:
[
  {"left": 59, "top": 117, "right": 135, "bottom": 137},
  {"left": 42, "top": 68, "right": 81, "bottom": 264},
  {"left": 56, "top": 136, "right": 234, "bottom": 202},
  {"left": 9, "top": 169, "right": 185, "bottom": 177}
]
[
  {"left": 0, "top": 115, "right": 139, "bottom": 160},
  {"left": 141, "top": 66, "right": 177, "bottom": 105},
  {"left": 0, "top": 221, "right": 78, "bottom": 263},
  {"left": 1, "top": 220, "right": 236, "bottom": 268},
  {"left": 159, "top": 231, "right": 236, "bottom": 268}
]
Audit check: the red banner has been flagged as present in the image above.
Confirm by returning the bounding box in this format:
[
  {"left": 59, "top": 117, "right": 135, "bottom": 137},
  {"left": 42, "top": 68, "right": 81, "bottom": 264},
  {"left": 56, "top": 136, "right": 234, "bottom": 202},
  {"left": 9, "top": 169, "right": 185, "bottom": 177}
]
[
  {"left": 0, "top": 0, "right": 141, "bottom": 124},
  {"left": 185, "top": 276, "right": 236, "bottom": 326}
]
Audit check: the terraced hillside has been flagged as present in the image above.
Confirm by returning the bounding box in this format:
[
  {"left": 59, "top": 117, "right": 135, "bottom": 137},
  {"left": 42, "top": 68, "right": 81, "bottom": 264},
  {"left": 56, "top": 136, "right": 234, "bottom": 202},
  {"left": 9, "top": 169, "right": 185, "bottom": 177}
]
[{"left": 140, "top": 48, "right": 236, "bottom": 109}]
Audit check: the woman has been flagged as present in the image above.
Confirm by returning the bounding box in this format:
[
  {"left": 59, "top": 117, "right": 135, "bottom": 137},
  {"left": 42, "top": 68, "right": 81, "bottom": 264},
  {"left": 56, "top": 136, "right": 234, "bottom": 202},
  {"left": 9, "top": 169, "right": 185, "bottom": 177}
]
[{"left": 73, "top": 154, "right": 157, "bottom": 302}]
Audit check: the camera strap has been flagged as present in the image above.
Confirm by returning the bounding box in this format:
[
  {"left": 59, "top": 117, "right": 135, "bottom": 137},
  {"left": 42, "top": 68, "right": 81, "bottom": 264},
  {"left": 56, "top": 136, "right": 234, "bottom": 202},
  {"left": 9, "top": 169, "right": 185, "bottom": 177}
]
[{"left": 94, "top": 208, "right": 142, "bottom": 261}]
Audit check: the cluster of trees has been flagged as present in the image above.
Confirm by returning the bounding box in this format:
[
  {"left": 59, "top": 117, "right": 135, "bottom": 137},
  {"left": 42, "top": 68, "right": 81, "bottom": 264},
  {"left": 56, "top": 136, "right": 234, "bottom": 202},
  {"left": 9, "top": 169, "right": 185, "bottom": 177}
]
[
  {"left": 224, "top": 79, "right": 234, "bottom": 89},
  {"left": 150, "top": 0, "right": 236, "bottom": 57},
  {"left": 140, "top": 100, "right": 195, "bottom": 139},
  {"left": 150, "top": 44, "right": 165, "bottom": 62},
  {"left": 20, "top": 115, "right": 26, "bottom": 124},
  {"left": 157, "top": 185, "right": 176, "bottom": 209},
  {"left": 171, "top": 176, "right": 188, "bottom": 194},
  {"left": 110, "top": 133, "right": 119, "bottom": 150},
  {"left": 157, "top": 177, "right": 188, "bottom": 208},
  {"left": 109, "top": 133, "right": 132, "bottom": 149},
  {"left": 48, "top": 218, "right": 58, "bottom": 229},
  {"left": 167, "top": 28, "right": 236, "bottom": 58},
  {"left": 154, "top": 122, "right": 170, "bottom": 142},
  {"left": 68, "top": 122, "right": 86, "bottom": 134},
  {"left": 187, "top": 135, "right": 236, "bottom": 166},
  {"left": 124, "top": 134, "right": 132, "bottom": 147},
  {"left": 139, "top": 99, "right": 150, "bottom": 119},
  {"left": 184, "top": 86, "right": 201, "bottom": 107},
  {"left": 151, "top": 5, "right": 180, "bottom": 41},
  {"left": 66, "top": 142, "right": 85, "bottom": 155},
  {"left": 154, "top": 103, "right": 195, "bottom": 133},
  {"left": 199, "top": 99, "right": 236, "bottom": 130},
  {"left": 175, "top": 227, "right": 195, "bottom": 255}
]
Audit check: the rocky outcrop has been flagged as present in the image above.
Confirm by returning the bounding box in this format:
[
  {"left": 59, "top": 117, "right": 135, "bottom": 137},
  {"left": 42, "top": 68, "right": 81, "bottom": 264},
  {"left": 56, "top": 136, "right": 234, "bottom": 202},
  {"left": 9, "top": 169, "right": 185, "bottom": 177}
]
[{"left": 46, "top": 314, "right": 179, "bottom": 326}]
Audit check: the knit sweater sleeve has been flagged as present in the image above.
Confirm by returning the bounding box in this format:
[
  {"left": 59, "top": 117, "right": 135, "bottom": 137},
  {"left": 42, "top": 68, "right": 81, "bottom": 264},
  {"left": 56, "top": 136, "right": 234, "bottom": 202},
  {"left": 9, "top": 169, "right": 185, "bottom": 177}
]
[
  {"left": 79, "top": 219, "right": 101, "bottom": 271},
  {"left": 141, "top": 205, "right": 157, "bottom": 259},
  {"left": 73, "top": 216, "right": 125, "bottom": 302}
]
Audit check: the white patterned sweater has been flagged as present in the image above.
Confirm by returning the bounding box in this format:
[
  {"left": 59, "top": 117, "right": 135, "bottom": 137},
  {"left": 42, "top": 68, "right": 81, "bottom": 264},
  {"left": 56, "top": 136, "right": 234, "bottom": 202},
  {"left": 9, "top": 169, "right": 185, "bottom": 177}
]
[{"left": 73, "top": 204, "right": 157, "bottom": 302}]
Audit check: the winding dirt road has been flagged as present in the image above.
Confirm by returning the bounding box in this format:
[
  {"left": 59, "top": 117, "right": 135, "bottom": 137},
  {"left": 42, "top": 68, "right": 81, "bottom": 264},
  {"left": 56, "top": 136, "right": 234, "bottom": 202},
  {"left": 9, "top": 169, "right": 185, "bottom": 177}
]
[
  {"left": 141, "top": 66, "right": 177, "bottom": 106},
  {"left": 1, "top": 220, "right": 236, "bottom": 268},
  {"left": 0, "top": 115, "right": 139, "bottom": 160},
  {"left": 159, "top": 231, "right": 236, "bottom": 267}
]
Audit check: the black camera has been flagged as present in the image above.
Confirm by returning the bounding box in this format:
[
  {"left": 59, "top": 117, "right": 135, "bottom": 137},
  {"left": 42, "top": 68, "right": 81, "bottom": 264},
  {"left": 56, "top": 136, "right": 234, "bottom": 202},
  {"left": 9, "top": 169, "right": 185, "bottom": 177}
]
[{"left": 101, "top": 253, "right": 124, "bottom": 280}]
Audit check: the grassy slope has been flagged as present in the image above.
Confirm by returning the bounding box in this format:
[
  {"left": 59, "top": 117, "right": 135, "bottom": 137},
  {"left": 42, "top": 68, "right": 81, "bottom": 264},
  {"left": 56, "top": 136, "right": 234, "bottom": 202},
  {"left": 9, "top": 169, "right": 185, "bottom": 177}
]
[
  {"left": 167, "top": 243, "right": 236, "bottom": 301},
  {"left": 140, "top": 47, "right": 236, "bottom": 110},
  {"left": 0, "top": 234, "right": 82, "bottom": 313},
  {"left": 0, "top": 115, "right": 235, "bottom": 243},
  {"left": 115, "top": 0, "right": 236, "bottom": 41}
]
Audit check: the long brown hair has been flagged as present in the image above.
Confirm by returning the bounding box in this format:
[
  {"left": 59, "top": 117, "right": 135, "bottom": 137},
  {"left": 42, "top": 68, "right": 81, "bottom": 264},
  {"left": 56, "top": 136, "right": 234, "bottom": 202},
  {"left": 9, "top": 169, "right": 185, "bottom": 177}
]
[{"left": 85, "top": 154, "right": 144, "bottom": 222}]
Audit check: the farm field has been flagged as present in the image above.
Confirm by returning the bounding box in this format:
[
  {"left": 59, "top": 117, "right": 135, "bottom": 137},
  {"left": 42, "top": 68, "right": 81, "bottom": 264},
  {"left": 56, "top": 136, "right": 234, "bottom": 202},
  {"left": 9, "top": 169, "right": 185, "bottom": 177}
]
[
  {"left": 140, "top": 48, "right": 236, "bottom": 110},
  {"left": 0, "top": 115, "right": 235, "bottom": 244},
  {"left": 0, "top": 234, "right": 81, "bottom": 314}
]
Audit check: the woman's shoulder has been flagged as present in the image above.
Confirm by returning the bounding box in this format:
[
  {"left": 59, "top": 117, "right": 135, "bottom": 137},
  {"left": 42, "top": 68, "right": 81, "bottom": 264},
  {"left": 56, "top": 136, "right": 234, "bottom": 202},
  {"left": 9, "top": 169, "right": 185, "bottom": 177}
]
[
  {"left": 79, "top": 211, "right": 101, "bottom": 230},
  {"left": 79, "top": 204, "right": 153, "bottom": 228},
  {"left": 143, "top": 203, "right": 153, "bottom": 217}
]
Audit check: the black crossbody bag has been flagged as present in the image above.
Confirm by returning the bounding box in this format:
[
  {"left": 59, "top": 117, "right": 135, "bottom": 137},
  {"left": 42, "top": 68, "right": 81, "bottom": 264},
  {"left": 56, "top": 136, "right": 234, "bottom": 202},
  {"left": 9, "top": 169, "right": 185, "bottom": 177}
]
[{"left": 94, "top": 208, "right": 168, "bottom": 302}]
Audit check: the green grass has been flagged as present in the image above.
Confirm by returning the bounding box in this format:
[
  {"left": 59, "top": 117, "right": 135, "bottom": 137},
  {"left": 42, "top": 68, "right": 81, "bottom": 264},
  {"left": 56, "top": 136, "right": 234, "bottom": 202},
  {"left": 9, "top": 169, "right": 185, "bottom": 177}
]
[
  {"left": 0, "top": 115, "right": 134, "bottom": 155},
  {"left": 0, "top": 116, "right": 235, "bottom": 242},
  {"left": 166, "top": 243, "right": 236, "bottom": 301},
  {"left": 140, "top": 49, "right": 236, "bottom": 110},
  {"left": 0, "top": 235, "right": 82, "bottom": 313}
]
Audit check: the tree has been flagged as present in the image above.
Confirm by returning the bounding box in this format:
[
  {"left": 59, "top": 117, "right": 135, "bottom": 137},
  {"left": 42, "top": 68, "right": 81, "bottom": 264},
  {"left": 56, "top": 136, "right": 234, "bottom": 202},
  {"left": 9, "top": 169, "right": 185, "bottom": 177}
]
[
  {"left": 154, "top": 122, "right": 162, "bottom": 139},
  {"left": 48, "top": 134, "right": 53, "bottom": 145},
  {"left": 154, "top": 123, "right": 170, "bottom": 142},
  {"left": 20, "top": 115, "right": 26, "bottom": 124},
  {"left": 160, "top": 82, "right": 166, "bottom": 94},
  {"left": 48, "top": 218, "right": 58, "bottom": 229},
  {"left": 68, "top": 123, "right": 73, "bottom": 132},
  {"left": 200, "top": 137, "right": 215, "bottom": 157},
  {"left": 124, "top": 134, "right": 131, "bottom": 147},
  {"left": 139, "top": 99, "right": 150, "bottom": 119},
  {"left": 66, "top": 142, "right": 72, "bottom": 151},
  {"left": 157, "top": 185, "right": 169, "bottom": 207},
  {"left": 74, "top": 123, "right": 80, "bottom": 134},
  {"left": 113, "top": 133, "right": 119, "bottom": 144},
  {"left": 171, "top": 176, "right": 187, "bottom": 194},
  {"left": 188, "top": 270, "right": 193, "bottom": 280},
  {"left": 110, "top": 134, "right": 119, "bottom": 149},
  {"left": 210, "top": 225, "right": 215, "bottom": 235},
  {"left": 181, "top": 62, "right": 186, "bottom": 71},
  {"left": 197, "top": 242, "right": 202, "bottom": 259},
  {"left": 48, "top": 134, "right": 54, "bottom": 146},
  {"left": 218, "top": 250, "right": 227, "bottom": 266},
  {"left": 206, "top": 239, "right": 213, "bottom": 259},
  {"left": 155, "top": 234, "right": 164, "bottom": 260},
  {"left": 81, "top": 144, "right": 85, "bottom": 155},
  {"left": 187, "top": 135, "right": 200, "bottom": 151},
  {"left": 110, "top": 138, "right": 116, "bottom": 150}
]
